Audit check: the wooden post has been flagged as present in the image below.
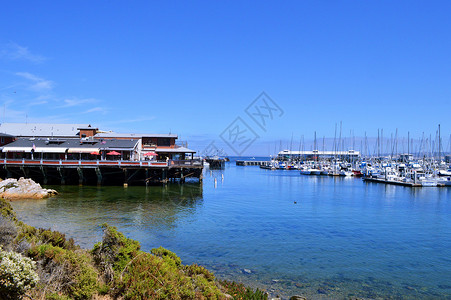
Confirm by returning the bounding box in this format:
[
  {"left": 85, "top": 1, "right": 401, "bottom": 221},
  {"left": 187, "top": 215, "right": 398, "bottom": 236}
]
[
  {"left": 95, "top": 167, "right": 102, "bottom": 186},
  {"left": 77, "top": 167, "right": 83, "bottom": 185},
  {"left": 40, "top": 166, "right": 47, "bottom": 185},
  {"left": 124, "top": 169, "right": 128, "bottom": 186},
  {"left": 58, "top": 167, "right": 65, "bottom": 185}
]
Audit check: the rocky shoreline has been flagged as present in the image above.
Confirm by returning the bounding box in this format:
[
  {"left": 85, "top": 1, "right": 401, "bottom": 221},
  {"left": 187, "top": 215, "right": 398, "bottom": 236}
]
[{"left": 0, "top": 177, "right": 58, "bottom": 200}]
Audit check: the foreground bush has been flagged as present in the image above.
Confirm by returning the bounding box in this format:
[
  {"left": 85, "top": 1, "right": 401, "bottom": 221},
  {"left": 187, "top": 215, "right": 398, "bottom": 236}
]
[
  {"left": 220, "top": 280, "right": 268, "bottom": 300},
  {"left": 28, "top": 244, "right": 98, "bottom": 300},
  {"left": 0, "top": 198, "right": 269, "bottom": 299},
  {"left": 0, "top": 247, "right": 39, "bottom": 299}
]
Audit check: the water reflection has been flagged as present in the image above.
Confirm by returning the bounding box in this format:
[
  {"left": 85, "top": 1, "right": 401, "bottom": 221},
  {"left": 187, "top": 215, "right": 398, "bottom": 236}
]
[{"left": 10, "top": 183, "right": 203, "bottom": 248}]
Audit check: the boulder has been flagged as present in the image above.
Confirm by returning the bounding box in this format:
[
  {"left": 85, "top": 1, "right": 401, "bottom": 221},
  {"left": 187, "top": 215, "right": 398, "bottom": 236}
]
[{"left": 0, "top": 178, "right": 58, "bottom": 200}]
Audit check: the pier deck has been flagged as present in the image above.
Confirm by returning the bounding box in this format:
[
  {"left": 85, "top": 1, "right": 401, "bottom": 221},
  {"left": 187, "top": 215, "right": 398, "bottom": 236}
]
[{"left": 0, "top": 158, "right": 203, "bottom": 185}]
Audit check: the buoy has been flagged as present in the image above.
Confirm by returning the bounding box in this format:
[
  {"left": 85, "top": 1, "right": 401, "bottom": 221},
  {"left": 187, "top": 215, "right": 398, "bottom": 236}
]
[{"left": 214, "top": 178, "right": 217, "bottom": 188}]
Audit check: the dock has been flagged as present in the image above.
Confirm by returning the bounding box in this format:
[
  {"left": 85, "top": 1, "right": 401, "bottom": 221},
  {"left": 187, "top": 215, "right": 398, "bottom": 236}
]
[
  {"left": 205, "top": 158, "right": 226, "bottom": 169},
  {"left": 363, "top": 177, "right": 423, "bottom": 187},
  {"left": 236, "top": 160, "right": 270, "bottom": 166}
]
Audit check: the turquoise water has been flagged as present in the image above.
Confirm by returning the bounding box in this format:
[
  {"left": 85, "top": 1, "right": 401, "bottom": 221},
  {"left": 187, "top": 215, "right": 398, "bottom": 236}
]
[{"left": 10, "top": 161, "right": 451, "bottom": 299}]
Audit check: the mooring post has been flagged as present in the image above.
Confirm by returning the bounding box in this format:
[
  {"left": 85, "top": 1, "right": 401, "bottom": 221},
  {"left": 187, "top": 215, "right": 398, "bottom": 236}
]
[
  {"left": 77, "top": 167, "right": 83, "bottom": 186},
  {"left": 95, "top": 167, "right": 102, "bottom": 186},
  {"left": 162, "top": 169, "right": 168, "bottom": 184},
  {"left": 40, "top": 166, "right": 47, "bottom": 185},
  {"left": 123, "top": 168, "right": 128, "bottom": 187},
  {"left": 20, "top": 166, "right": 27, "bottom": 178},
  {"left": 58, "top": 167, "right": 65, "bottom": 185}
]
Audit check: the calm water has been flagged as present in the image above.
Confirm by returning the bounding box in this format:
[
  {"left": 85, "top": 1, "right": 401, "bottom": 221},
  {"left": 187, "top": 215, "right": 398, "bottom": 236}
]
[{"left": 11, "top": 160, "right": 451, "bottom": 299}]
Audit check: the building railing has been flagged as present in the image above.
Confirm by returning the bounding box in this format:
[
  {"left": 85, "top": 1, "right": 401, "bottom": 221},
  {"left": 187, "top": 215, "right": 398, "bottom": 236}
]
[
  {"left": 1, "top": 158, "right": 168, "bottom": 167},
  {"left": 1, "top": 158, "right": 204, "bottom": 168},
  {"left": 168, "top": 159, "right": 203, "bottom": 167}
]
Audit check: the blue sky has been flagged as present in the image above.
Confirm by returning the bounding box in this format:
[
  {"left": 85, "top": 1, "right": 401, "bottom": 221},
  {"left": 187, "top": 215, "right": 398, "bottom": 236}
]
[{"left": 1, "top": 1, "right": 450, "bottom": 155}]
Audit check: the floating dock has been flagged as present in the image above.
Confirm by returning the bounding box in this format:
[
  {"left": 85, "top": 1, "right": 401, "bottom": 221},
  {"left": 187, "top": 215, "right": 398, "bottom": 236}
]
[
  {"left": 363, "top": 177, "right": 424, "bottom": 187},
  {"left": 236, "top": 160, "right": 270, "bottom": 166}
]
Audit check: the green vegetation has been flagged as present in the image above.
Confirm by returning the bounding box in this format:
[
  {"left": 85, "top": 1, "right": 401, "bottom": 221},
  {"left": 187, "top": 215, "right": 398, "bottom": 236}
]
[
  {"left": 0, "top": 247, "right": 39, "bottom": 299},
  {"left": 220, "top": 281, "right": 268, "bottom": 300},
  {"left": 0, "top": 197, "right": 268, "bottom": 299}
]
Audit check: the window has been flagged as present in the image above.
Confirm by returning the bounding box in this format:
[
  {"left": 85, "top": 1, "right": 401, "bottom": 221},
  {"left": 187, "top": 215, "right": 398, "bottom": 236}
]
[{"left": 157, "top": 138, "right": 171, "bottom": 146}]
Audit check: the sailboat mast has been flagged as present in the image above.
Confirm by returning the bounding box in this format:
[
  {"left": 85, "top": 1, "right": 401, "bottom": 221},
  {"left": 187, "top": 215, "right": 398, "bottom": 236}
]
[{"left": 438, "top": 124, "right": 441, "bottom": 163}]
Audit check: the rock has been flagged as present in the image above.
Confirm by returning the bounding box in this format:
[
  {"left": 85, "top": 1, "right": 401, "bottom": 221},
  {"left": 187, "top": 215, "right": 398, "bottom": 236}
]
[
  {"left": 317, "top": 287, "right": 328, "bottom": 294},
  {"left": 290, "top": 296, "right": 307, "bottom": 300},
  {"left": 0, "top": 177, "right": 58, "bottom": 200}
]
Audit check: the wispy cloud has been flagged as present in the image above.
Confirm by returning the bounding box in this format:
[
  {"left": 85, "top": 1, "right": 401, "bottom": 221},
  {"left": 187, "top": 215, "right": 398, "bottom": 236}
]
[
  {"left": 15, "top": 72, "right": 54, "bottom": 91},
  {"left": 84, "top": 107, "right": 108, "bottom": 114},
  {"left": 60, "top": 97, "right": 98, "bottom": 108},
  {"left": 1, "top": 43, "right": 46, "bottom": 63}
]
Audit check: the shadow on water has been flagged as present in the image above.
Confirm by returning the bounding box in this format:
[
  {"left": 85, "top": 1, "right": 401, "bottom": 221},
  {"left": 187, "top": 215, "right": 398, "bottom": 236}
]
[{"left": 10, "top": 183, "right": 204, "bottom": 249}]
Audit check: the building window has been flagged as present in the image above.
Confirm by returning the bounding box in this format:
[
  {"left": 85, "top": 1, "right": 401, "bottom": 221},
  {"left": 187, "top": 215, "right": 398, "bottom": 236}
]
[{"left": 157, "top": 138, "right": 171, "bottom": 146}]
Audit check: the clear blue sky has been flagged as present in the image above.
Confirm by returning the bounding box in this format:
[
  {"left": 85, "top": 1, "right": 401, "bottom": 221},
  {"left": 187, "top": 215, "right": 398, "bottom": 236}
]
[{"left": 1, "top": 1, "right": 450, "bottom": 155}]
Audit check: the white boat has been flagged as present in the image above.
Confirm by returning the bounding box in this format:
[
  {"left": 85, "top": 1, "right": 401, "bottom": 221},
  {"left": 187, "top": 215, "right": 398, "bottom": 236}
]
[
  {"left": 310, "top": 169, "right": 323, "bottom": 175},
  {"left": 421, "top": 179, "right": 438, "bottom": 187},
  {"left": 339, "top": 170, "right": 353, "bottom": 176},
  {"left": 438, "top": 169, "right": 451, "bottom": 176},
  {"left": 438, "top": 177, "right": 451, "bottom": 186}
]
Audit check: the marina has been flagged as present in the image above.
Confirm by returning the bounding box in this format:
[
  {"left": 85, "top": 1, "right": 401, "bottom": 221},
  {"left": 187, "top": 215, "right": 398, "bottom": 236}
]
[{"left": 10, "top": 160, "right": 451, "bottom": 299}]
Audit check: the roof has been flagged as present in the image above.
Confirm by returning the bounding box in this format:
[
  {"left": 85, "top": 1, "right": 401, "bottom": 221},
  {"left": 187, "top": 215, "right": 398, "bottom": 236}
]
[
  {"left": 95, "top": 132, "right": 178, "bottom": 139},
  {"left": 2, "top": 137, "right": 139, "bottom": 153},
  {"left": 155, "top": 146, "right": 196, "bottom": 153},
  {"left": 0, "top": 123, "right": 91, "bottom": 137},
  {"left": 278, "top": 150, "right": 360, "bottom": 155},
  {"left": 0, "top": 132, "right": 14, "bottom": 137}
]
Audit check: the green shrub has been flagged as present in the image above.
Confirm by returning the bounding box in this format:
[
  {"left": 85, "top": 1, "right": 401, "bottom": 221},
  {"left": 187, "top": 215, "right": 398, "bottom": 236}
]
[
  {"left": 29, "top": 244, "right": 98, "bottom": 300},
  {"left": 117, "top": 252, "right": 196, "bottom": 299},
  {"left": 16, "top": 225, "right": 76, "bottom": 251},
  {"left": 220, "top": 280, "right": 268, "bottom": 300},
  {"left": 0, "top": 247, "right": 39, "bottom": 299},
  {"left": 46, "top": 293, "right": 72, "bottom": 300},
  {"left": 91, "top": 223, "right": 141, "bottom": 283},
  {"left": 151, "top": 246, "right": 182, "bottom": 267},
  {"left": 0, "top": 198, "right": 17, "bottom": 222},
  {"left": 185, "top": 263, "right": 216, "bottom": 281}
]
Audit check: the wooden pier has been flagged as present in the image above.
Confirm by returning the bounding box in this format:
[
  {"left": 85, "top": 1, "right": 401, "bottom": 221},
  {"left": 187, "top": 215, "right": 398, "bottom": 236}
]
[
  {"left": 0, "top": 158, "right": 203, "bottom": 186},
  {"left": 205, "top": 158, "right": 225, "bottom": 169}
]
